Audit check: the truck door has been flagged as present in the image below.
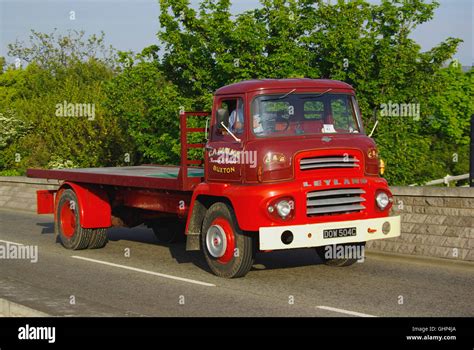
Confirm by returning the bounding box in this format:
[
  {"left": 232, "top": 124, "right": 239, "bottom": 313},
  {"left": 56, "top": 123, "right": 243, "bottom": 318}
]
[{"left": 206, "top": 96, "right": 245, "bottom": 183}]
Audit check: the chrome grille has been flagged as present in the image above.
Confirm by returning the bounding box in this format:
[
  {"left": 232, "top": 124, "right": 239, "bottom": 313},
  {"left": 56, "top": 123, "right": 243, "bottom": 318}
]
[
  {"left": 306, "top": 188, "right": 365, "bottom": 216},
  {"left": 300, "top": 156, "right": 359, "bottom": 171}
]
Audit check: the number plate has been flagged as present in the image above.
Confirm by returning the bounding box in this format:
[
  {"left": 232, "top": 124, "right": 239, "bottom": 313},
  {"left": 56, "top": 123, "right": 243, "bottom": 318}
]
[{"left": 323, "top": 227, "right": 357, "bottom": 239}]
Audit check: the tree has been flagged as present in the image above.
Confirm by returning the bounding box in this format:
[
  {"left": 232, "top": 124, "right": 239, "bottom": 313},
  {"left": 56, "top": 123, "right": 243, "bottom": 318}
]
[
  {"left": 156, "top": 0, "right": 467, "bottom": 184},
  {"left": 0, "top": 57, "right": 5, "bottom": 73},
  {"left": 0, "top": 32, "right": 127, "bottom": 174},
  {"left": 1, "top": 1, "right": 470, "bottom": 185},
  {"left": 8, "top": 29, "right": 115, "bottom": 70},
  {"left": 104, "top": 49, "right": 195, "bottom": 165}
]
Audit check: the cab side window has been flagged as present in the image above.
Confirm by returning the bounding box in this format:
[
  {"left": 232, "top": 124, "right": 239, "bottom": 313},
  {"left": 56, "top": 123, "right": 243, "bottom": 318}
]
[{"left": 212, "top": 98, "right": 244, "bottom": 141}]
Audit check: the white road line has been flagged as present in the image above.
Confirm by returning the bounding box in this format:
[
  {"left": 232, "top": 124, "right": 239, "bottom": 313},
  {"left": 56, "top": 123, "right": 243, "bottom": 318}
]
[
  {"left": 0, "top": 240, "right": 25, "bottom": 246},
  {"left": 71, "top": 256, "right": 216, "bottom": 287},
  {"left": 317, "top": 306, "right": 377, "bottom": 317}
]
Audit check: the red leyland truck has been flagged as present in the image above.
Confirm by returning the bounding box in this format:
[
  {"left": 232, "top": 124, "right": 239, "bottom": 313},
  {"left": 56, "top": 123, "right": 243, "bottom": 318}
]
[{"left": 27, "top": 79, "right": 400, "bottom": 278}]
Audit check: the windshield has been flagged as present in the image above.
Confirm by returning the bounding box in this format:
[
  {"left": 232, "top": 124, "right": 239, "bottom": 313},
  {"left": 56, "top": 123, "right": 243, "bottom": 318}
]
[{"left": 251, "top": 93, "right": 361, "bottom": 138}]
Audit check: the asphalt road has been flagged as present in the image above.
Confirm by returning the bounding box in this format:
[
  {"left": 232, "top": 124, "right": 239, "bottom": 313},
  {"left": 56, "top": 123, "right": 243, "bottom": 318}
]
[{"left": 0, "top": 208, "right": 472, "bottom": 317}]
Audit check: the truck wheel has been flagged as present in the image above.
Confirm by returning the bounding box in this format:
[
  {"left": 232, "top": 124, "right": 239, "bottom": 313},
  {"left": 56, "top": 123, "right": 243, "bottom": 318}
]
[
  {"left": 201, "top": 203, "right": 254, "bottom": 278},
  {"left": 315, "top": 242, "right": 366, "bottom": 267},
  {"left": 87, "top": 228, "right": 108, "bottom": 249},
  {"left": 56, "top": 189, "right": 92, "bottom": 250},
  {"left": 151, "top": 219, "right": 185, "bottom": 244}
]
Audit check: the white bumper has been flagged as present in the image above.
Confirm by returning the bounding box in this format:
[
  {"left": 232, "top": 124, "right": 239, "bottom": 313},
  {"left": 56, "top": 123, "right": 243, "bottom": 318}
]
[{"left": 259, "top": 216, "right": 400, "bottom": 250}]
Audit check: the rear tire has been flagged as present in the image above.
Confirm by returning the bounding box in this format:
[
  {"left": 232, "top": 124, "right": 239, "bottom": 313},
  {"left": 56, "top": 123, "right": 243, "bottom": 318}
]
[
  {"left": 201, "top": 203, "right": 254, "bottom": 278},
  {"left": 315, "top": 242, "right": 366, "bottom": 267},
  {"left": 87, "top": 228, "right": 108, "bottom": 249},
  {"left": 56, "top": 189, "right": 92, "bottom": 250}
]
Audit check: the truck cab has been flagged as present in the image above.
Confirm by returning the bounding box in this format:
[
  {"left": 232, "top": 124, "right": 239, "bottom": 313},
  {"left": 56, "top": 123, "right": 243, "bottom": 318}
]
[{"left": 186, "top": 79, "right": 400, "bottom": 277}]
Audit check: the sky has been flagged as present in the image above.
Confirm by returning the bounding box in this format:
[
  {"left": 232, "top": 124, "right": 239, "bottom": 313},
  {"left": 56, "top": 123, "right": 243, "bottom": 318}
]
[{"left": 0, "top": 0, "right": 472, "bottom": 66}]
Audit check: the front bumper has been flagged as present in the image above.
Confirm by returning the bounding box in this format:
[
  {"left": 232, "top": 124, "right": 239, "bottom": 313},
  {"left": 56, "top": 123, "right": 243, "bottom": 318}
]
[{"left": 259, "top": 216, "right": 400, "bottom": 250}]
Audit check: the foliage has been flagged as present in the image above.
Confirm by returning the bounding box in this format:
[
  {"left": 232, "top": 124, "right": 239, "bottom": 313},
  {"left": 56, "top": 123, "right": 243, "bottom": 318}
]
[
  {"left": 0, "top": 109, "right": 31, "bottom": 148},
  {"left": 104, "top": 49, "right": 194, "bottom": 165},
  {"left": 0, "top": 32, "right": 128, "bottom": 174},
  {"left": 157, "top": 0, "right": 470, "bottom": 185},
  {"left": 0, "top": 0, "right": 471, "bottom": 186},
  {"left": 8, "top": 29, "right": 116, "bottom": 70}
]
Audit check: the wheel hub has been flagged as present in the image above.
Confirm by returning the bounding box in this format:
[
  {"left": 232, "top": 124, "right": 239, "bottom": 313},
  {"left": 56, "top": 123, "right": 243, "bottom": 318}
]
[
  {"left": 60, "top": 200, "right": 76, "bottom": 238},
  {"left": 206, "top": 225, "right": 227, "bottom": 258}
]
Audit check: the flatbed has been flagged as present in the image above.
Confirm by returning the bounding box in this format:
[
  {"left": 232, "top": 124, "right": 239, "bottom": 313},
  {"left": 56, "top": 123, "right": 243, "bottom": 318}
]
[
  {"left": 27, "top": 165, "right": 204, "bottom": 191},
  {"left": 28, "top": 79, "right": 401, "bottom": 278}
]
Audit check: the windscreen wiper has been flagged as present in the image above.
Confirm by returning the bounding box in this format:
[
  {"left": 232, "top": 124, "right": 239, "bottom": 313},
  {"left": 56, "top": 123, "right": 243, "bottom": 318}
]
[
  {"left": 299, "top": 88, "right": 333, "bottom": 99},
  {"left": 261, "top": 89, "right": 296, "bottom": 102}
]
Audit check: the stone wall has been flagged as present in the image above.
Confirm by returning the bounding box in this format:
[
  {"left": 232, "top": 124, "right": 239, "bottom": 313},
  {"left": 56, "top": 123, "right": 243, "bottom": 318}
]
[
  {"left": 366, "top": 186, "right": 474, "bottom": 261},
  {"left": 0, "top": 177, "right": 60, "bottom": 213}
]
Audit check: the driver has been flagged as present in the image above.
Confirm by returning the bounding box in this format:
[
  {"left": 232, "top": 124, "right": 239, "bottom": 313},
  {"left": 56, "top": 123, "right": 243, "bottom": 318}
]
[
  {"left": 253, "top": 114, "right": 264, "bottom": 134},
  {"left": 229, "top": 103, "right": 244, "bottom": 134}
]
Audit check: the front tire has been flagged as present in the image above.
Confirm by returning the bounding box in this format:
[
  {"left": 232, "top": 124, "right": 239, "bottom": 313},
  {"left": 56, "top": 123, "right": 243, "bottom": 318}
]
[{"left": 201, "top": 203, "right": 254, "bottom": 278}]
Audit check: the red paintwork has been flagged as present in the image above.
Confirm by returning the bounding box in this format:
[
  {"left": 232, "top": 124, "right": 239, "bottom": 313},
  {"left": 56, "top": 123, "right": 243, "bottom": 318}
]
[
  {"left": 36, "top": 190, "right": 56, "bottom": 214},
  {"left": 215, "top": 79, "right": 353, "bottom": 95},
  {"left": 60, "top": 200, "right": 76, "bottom": 238},
  {"left": 211, "top": 217, "right": 235, "bottom": 264},
  {"left": 60, "top": 182, "right": 112, "bottom": 229},
  {"left": 178, "top": 111, "right": 209, "bottom": 190},
  {"left": 29, "top": 79, "right": 392, "bottom": 243},
  {"left": 113, "top": 188, "right": 191, "bottom": 218},
  {"left": 188, "top": 176, "right": 391, "bottom": 232}
]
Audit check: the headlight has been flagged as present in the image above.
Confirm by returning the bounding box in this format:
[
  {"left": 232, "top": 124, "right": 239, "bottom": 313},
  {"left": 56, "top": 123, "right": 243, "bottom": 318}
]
[
  {"left": 375, "top": 192, "right": 390, "bottom": 210},
  {"left": 276, "top": 200, "right": 292, "bottom": 218},
  {"left": 268, "top": 198, "right": 295, "bottom": 220}
]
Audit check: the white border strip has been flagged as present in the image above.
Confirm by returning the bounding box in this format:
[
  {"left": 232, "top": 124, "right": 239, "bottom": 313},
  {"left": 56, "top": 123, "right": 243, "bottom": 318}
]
[
  {"left": 317, "top": 305, "right": 377, "bottom": 317},
  {"left": 71, "top": 256, "right": 216, "bottom": 287}
]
